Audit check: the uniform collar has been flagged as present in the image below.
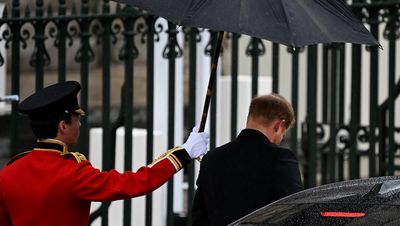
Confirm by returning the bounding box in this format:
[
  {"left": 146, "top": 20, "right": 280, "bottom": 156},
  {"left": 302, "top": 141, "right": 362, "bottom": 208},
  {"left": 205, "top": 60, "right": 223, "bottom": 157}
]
[{"left": 34, "top": 139, "right": 69, "bottom": 154}]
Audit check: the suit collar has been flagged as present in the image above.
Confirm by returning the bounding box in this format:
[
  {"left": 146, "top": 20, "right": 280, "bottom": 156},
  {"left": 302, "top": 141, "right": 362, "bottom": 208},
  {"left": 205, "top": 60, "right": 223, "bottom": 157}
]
[{"left": 237, "top": 129, "right": 272, "bottom": 145}]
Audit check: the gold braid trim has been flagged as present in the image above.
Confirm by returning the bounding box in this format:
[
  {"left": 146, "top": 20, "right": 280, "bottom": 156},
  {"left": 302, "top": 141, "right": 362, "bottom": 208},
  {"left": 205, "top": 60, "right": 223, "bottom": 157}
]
[
  {"left": 36, "top": 139, "right": 68, "bottom": 153},
  {"left": 168, "top": 153, "right": 183, "bottom": 169},
  {"left": 149, "top": 146, "right": 184, "bottom": 171},
  {"left": 61, "top": 152, "right": 87, "bottom": 163},
  {"left": 35, "top": 139, "right": 87, "bottom": 163}
]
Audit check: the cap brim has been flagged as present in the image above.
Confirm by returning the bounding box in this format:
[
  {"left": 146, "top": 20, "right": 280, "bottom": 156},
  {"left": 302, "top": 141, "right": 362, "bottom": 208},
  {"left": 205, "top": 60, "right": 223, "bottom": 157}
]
[{"left": 75, "top": 108, "right": 86, "bottom": 116}]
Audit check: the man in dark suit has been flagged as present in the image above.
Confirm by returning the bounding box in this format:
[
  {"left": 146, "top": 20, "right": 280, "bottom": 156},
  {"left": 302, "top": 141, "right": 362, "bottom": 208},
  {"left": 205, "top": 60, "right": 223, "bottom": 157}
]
[{"left": 192, "top": 93, "right": 303, "bottom": 226}]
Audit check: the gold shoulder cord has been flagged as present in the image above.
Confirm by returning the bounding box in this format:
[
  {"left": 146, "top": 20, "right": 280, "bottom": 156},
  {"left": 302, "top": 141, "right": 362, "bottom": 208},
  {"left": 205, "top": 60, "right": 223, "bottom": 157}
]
[
  {"left": 35, "top": 139, "right": 87, "bottom": 163},
  {"left": 61, "top": 152, "right": 87, "bottom": 163}
]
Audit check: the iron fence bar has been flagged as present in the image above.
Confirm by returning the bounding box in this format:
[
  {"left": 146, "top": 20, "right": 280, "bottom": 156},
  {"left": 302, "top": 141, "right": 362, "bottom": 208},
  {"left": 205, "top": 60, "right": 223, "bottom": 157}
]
[
  {"left": 86, "top": 1, "right": 106, "bottom": 223},
  {"left": 338, "top": 150, "right": 345, "bottom": 181},
  {"left": 290, "top": 48, "right": 299, "bottom": 155},
  {"left": 387, "top": 7, "right": 397, "bottom": 176},
  {"left": 101, "top": 1, "right": 112, "bottom": 225},
  {"left": 245, "top": 37, "right": 265, "bottom": 97},
  {"left": 209, "top": 31, "right": 218, "bottom": 151},
  {"left": 78, "top": 0, "right": 90, "bottom": 159},
  {"left": 34, "top": 0, "right": 45, "bottom": 90},
  {"left": 101, "top": 0, "right": 112, "bottom": 165},
  {"left": 272, "top": 43, "right": 279, "bottom": 93},
  {"left": 322, "top": 45, "right": 329, "bottom": 123},
  {"left": 321, "top": 151, "right": 328, "bottom": 185},
  {"left": 123, "top": 13, "right": 135, "bottom": 226},
  {"left": 369, "top": 10, "right": 379, "bottom": 177},
  {"left": 349, "top": 43, "right": 362, "bottom": 179},
  {"left": 337, "top": 44, "right": 346, "bottom": 181},
  {"left": 57, "top": 0, "right": 67, "bottom": 82},
  {"left": 10, "top": 0, "right": 21, "bottom": 157},
  {"left": 145, "top": 16, "right": 155, "bottom": 226},
  {"left": 304, "top": 45, "right": 318, "bottom": 188},
  {"left": 379, "top": 108, "right": 387, "bottom": 176},
  {"left": 186, "top": 27, "right": 198, "bottom": 226},
  {"left": 348, "top": 0, "right": 364, "bottom": 180},
  {"left": 188, "top": 28, "right": 198, "bottom": 134},
  {"left": 328, "top": 45, "right": 338, "bottom": 183},
  {"left": 166, "top": 21, "right": 177, "bottom": 226},
  {"left": 90, "top": 203, "right": 112, "bottom": 225},
  {"left": 110, "top": 88, "right": 125, "bottom": 222},
  {"left": 230, "top": 33, "right": 239, "bottom": 140},
  {"left": 338, "top": 44, "right": 345, "bottom": 124},
  {"left": 250, "top": 37, "right": 260, "bottom": 97}
]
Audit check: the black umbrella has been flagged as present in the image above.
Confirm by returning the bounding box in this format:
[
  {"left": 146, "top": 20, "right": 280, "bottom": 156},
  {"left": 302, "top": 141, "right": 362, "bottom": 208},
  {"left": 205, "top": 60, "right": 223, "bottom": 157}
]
[{"left": 113, "top": 0, "right": 379, "bottom": 132}]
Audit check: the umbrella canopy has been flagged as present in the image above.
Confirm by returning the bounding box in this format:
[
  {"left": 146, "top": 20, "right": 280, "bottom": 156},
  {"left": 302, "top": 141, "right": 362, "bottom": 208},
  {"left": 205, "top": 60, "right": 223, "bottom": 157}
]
[
  {"left": 112, "top": 0, "right": 379, "bottom": 136},
  {"left": 115, "top": 0, "right": 379, "bottom": 47}
]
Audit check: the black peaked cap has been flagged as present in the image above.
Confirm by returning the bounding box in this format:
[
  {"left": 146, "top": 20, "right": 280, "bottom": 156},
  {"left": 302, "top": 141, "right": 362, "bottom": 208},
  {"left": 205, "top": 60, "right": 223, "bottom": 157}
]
[{"left": 19, "top": 81, "right": 84, "bottom": 121}]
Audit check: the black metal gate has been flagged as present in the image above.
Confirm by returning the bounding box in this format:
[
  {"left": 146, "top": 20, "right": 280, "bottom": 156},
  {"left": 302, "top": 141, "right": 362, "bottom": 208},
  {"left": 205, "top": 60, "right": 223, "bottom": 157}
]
[{"left": 0, "top": 0, "right": 399, "bottom": 225}]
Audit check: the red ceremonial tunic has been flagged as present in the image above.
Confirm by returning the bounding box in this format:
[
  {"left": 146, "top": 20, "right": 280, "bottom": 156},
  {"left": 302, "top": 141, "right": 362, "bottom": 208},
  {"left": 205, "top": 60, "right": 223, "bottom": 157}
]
[{"left": 0, "top": 139, "right": 190, "bottom": 226}]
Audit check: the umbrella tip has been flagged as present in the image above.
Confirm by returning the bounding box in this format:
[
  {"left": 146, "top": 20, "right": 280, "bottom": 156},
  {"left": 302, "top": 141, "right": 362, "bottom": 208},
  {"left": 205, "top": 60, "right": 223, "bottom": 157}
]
[{"left": 378, "top": 43, "right": 383, "bottom": 50}]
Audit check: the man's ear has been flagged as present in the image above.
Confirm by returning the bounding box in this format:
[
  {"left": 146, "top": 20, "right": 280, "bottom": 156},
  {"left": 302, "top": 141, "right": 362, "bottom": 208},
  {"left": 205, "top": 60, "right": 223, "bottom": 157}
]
[
  {"left": 273, "top": 119, "right": 286, "bottom": 132},
  {"left": 58, "top": 120, "right": 66, "bottom": 134},
  {"left": 272, "top": 120, "right": 281, "bottom": 132}
]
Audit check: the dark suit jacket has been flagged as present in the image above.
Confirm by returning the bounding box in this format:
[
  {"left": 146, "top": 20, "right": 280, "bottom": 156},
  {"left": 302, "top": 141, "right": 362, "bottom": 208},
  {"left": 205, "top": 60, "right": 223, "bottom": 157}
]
[{"left": 192, "top": 129, "right": 303, "bottom": 226}]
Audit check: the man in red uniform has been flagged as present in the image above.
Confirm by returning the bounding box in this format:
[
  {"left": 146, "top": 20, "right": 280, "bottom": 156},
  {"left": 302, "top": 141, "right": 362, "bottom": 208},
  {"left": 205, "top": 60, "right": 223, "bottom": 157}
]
[{"left": 0, "top": 81, "right": 209, "bottom": 226}]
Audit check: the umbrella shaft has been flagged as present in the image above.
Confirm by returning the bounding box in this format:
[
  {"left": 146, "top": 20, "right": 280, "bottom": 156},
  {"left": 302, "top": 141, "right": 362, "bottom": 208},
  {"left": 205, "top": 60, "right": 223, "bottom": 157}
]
[{"left": 199, "top": 31, "right": 224, "bottom": 132}]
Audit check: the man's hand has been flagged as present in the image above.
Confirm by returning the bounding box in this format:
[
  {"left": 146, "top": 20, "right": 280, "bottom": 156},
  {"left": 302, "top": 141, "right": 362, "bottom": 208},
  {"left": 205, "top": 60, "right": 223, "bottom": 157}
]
[{"left": 182, "top": 126, "right": 209, "bottom": 159}]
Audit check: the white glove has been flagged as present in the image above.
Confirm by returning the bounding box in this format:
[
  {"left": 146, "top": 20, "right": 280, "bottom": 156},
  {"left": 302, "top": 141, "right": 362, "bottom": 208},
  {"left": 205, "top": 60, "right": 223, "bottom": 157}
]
[{"left": 182, "top": 125, "right": 209, "bottom": 159}]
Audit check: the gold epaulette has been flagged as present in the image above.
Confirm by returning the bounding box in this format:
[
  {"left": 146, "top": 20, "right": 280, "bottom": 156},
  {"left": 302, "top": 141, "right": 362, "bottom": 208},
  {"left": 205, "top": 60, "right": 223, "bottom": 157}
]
[
  {"left": 7, "top": 151, "right": 32, "bottom": 165},
  {"left": 61, "top": 152, "right": 87, "bottom": 163}
]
